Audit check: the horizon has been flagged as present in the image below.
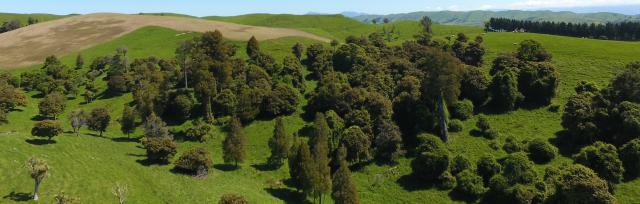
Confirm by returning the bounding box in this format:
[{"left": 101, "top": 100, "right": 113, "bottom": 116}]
[{"left": 2, "top": 0, "right": 640, "bottom": 16}]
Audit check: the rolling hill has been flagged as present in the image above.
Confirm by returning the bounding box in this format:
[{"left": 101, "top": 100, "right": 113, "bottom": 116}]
[
  {"left": 0, "top": 13, "right": 328, "bottom": 69},
  {"left": 0, "top": 13, "right": 639, "bottom": 203},
  {"left": 352, "top": 10, "right": 640, "bottom": 26}
]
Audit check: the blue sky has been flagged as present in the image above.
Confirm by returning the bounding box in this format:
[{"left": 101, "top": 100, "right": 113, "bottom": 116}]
[{"left": 2, "top": 0, "right": 640, "bottom": 16}]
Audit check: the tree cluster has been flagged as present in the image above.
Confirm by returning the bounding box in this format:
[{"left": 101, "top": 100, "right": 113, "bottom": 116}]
[{"left": 487, "top": 17, "right": 640, "bottom": 41}]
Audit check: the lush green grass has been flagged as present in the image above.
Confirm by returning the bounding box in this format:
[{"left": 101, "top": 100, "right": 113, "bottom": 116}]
[
  {"left": 0, "top": 13, "right": 69, "bottom": 25},
  {"left": 1, "top": 16, "right": 640, "bottom": 203}
]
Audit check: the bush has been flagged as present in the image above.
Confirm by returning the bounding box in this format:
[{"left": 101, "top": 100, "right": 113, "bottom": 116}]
[
  {"left": 411, "top": 148, "right": 450, "bottom": 181},
  {"left": 485, "top": 129, "right": 500, "bottom": 139},
  {"left": 509, "top": 184, "right": 536, "bottom": 204},
  {"left": 574, "top": 142, "right": 624, "bottom": 183},
  {"left": 31, "top": 120, "right": 63, "bottom": 140},
  {"left": 451, "top": 155, "right": 471, "bottom": 176},
  {"left": 503, "top": 136, "right": 523, "bottom": 153},
  {"left": 174, "top": 147, "right": 213, "bottom": 176},
  {"left": 451, "top": 100, "right": 474, "bottom": 120},
  {"left": 476, "top": 115, "right": 491, "bottom": 132},
  {"left": 218, "top": 193, "right": 248, "bottom": 204},
  {"left": 546, "top": 164, "right": 616, "bottom": 204},
  {"left": 527, "top": 138, "right": 557, "bottom": 163},
  {"left": 548, "top": 104, "right": 560, "bottom": 112},
  {"left": 185, "top": 120, "right": 212, "bottom": 142},
  {"left": 142, "top": 137, "right": 177, "bottom": 163},
  {"left": 502, "top": 152, "right": 537, "bottom": 184},
  {"left": 416, "top": 133, "right": 445, "bottom": 154},
  {"left": 455, "top": 169, "right": 486, "bottom": 199},
  {"left": 620, "top": 139, "right": 640, "bottom": 178},
  {"left": 448, "top": 119, "right": 464, "bottom": 132},
  {"left": 477, "top": 155, "right": 501, "bottom": 183},
  {"left": 438, "top": 171, "right": 456, "bottom": 189},
  {"left": 486, "top": 175, "right": 510, "bottom": 201}
]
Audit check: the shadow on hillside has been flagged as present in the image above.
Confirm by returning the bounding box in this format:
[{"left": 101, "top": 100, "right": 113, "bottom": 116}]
[
  {"left": 265, "top": 188, "right": 310, "bottom": 204},
  {"left": 97, "top": 90, "right": 122, "bottom": 100},
  {"left": 296, "top": 125, "right": 314, "bottom": 138},
  {"left": 252, "top": 163, "right": 279, "bottom": 171},
  {"left": 135, "top": 158, "right": 169, "bottom": 166},
  {"left": 213, "top": 164, "right": 239, "bottom": 172},
  {"left": 25, "top": 139, "right": 56, "bottom": 145},
  {"left": 126, "top": 153, "right": 145, "bottom": 157},
  {"left": 448, "top": 189, "right": 479, "bottom": 203},
  {"left": 396, "top": 173, "right": 436, "bottom": 191},
  {"left": 111, "top": 136, "right": 140, "bottom": 143},
  {"left": 29, "top": 115, "right": 48, "bottom": 121},
  {"left": 2, "top": 191, "right": 31, "bottom": 202}
]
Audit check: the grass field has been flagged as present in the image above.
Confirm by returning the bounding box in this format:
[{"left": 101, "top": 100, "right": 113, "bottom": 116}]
[
  {"left": 1, "top": 14, "right": 639, "bottom": 203},
  {"left": 0, "top": 13, "right": 69, "bottom": 25}
]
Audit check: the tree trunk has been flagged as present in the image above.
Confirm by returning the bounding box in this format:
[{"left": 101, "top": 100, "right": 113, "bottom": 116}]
[
  {"left": 437, "top": 93, "right": 449, "bottom": 142},
  {"left": 33, "top": 180, "right": 39, "bottom": 201},
  {"left": 100, "top": 131, "right": 103, "bottom": 137},
  {"left": 205, "top": 98, "right": 214, "bottom": 123}
]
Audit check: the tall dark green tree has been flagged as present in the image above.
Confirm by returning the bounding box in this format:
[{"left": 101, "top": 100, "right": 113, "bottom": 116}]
[
  {"left": 119, "top": 106, "right": 136, "bottom": 138},
  {"left": 268, "top": 117, "right": 290, "bottom": 167},
  {"left": 310, "top": 113, "right": 332, "bottom": 203},
  {"left": 87, "top": 107, "right": 110, "bottom": 137},
  {"left": 247, "top": 36, "right": 260, "bottom": 59},
  {"left": 223, "top": 118, "right": 246, "bottom": 168},
  {"left": 331, "top": 159, "right": 360, "bottom": 204}
]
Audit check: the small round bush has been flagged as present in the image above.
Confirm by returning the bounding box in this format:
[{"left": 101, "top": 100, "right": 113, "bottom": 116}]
[
  {"left": 509, "top": 184, "right": 536, "bottom": 204},
  {"left": 485, "top": 128, "right": 500, "bottom": 139},
  {"left": 620, "top": 139, "right": 640, "bottom": 178},
  {"left": 527, "top": 138, "right": 557, "bottom": 163},
  {"left": 477, "top": 155, "right": 502, "bottom": 183},
  {"left": 548, "top": 104, "right": 561, "bottom": 112},
  {"left": 416, "top": 133, "right": 445, "bottom": 154},
  {"left": 452, "top": 100, "right": 474, "bottom": 120},
  {"left": 455, "top": 169, "right": 486, "bottom": 199},
  {"left": 502, "top": 152, "right": 537, "bottom": 184},
  {"left": 411, "top": 148, "right": 450, "bottom": 181},
  {"left": 218, "top": 193, "right": 248, "bottom": 204},
  {"left": 449, "top": 119, "right": 464, "bottom": 132},
  {"left": 142, "top": 137, "right": 177, "bottom": 163},
  {"left": 503, "top": 136, "right": 523, "bottom": 153},
  {"left": 451, "top": 155, "right": 471, "bottom": 176},
  {"left": 174, "top": 147, "right": 213, "bottom": 176},
  {"left": 476, "top": 115, "right": 491, "bottom": 132},
  {"left": 438, "top": 171, "right": 456, "bottom": 189}
]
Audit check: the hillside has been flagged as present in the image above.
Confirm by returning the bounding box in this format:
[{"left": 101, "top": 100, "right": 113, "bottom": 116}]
[
  {"left": 0, "top": 12, "right": 69, "bottom": 25},
  {"left": 1, "top": 13, "right": 640, "bottom": 204},
  {"left": 0, "top": 13, "right": 328, "bottom": 69},
  {"left": 353, "top": 10, "right": 640, "bottom": 26}
]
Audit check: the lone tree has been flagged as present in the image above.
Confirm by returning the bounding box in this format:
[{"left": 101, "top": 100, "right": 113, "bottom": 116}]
[
  {"left": 143, "top": 113, "right": 171, "bottom": 138},
  {"left": 332, "top": 158, "right": 360, "bottom": 204},
  {"left": 246, "top": 36, "right": 260, "bottom": 59},
  {"left": 38, "top": 92, "right": 67, "bottom": 119},
  {"left": 68, "top": 109, "right": 87, "bottom": 136},
  {"left": 223, "top": 118, "right": 246, "bottom": 168},
  {"left": 174, "top": 147, "right": 214, "bottom": 177},
  {"left": 87, "top": 107, "right": 110, "bottom": 137},
  {"left": 119, "top": 106, "right": 137, "bottom": 138},
  {"left": 31, "top": 120, "right": 63, "bottom": 141},
  {"left": 268, "top": 117, "right": 290, "bottom": 167},
  {"left": 292, "top": 42, "right": 305, "bottom": 60},
  {"left": 26, "top": 157, "right": 49, "bottom": 201},
  {"left": 111, "top": 182, "right": 128, "bottom": 204}
]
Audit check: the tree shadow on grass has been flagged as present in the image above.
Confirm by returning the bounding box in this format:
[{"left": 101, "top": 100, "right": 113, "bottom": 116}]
[
  {"left": 252, "top": 163, "right": 279, "bottom": 171},
  {"left": 213, "top": 164, "right": 239, "bottom": 172},
  {"left": 2, "top": 191, "right": 31, "bottom": 202},
  {"left": 448, "top": 190, "right": 478, "bottom": 204},
  {"left": 29, "top": 115, "right": 48, "bottom": 121},
  {"left": 549, "top": 130, "right": 582, "bottom": 157},
  {"left": 469, "top": 129, "right": 484, "bottom": 137},
  {"left": 25, "top": 139, "right": 56, "bottom": 145},
  {"left": 135, "top": 158, "right": 169, "bottom": 166},
  {"left": 264, "top": 188, "right": 310, "bottom": 204},
  {"left": 396, "top": 173, "right": 437, "bottom": 192},
  {"left": 111, "top": 136, "right": 140, "bottom": 143}
]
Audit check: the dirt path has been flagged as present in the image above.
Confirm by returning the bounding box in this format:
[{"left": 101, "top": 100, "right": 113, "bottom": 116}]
[{"left": 0, "top": 13, "right": 329, "bottom": 69}]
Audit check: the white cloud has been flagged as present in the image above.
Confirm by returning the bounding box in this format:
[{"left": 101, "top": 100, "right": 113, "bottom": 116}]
[{"left": 507, "top": 0, "right": 640, "bottom": 9}]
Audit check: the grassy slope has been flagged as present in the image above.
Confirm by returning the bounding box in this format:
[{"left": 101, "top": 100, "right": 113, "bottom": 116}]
[
  {"left": 1, "top": 15, "right": 639, "bottom": 203},
  {"left": 0, "top": 13, "right": 68, "bottom": 25}
]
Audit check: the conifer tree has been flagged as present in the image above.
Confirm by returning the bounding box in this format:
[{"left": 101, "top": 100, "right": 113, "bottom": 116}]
[
  {"left": 268, "top": 117, "right": 290, "bottom": 167},
  {"left": 223, "top": 118, "right": 246, "bottom": 168},
  {"left": 75, "top": 54, "right": 84, "bottom": 70},
  {"left": 247, "top": 36, "right": 260, "bottom": 59},
  {"left": 332, "top": 159, "right": 360, "bottom": 204},
  {"left": 310, "top": 113, "right": 332, "bottom": 203}
]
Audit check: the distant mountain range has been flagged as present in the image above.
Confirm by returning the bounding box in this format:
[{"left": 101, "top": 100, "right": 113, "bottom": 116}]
[{"left": 350, "top": 10, "right": 640, "bottom": 26}]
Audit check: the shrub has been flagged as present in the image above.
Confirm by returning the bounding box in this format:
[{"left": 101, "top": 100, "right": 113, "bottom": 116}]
[
  {"left": 546, "top": 164, "right": 616, "bottom": 204},
  {"left": 411, "top": 148, "right": 450, "bottom": 181},
  {"left": 416, "top": 133, "right": 445, "bottom": 154},
  {"left": 218, "top": 193, "right": 248, "bottom": 204},
  {"left": 486, "top": 175, "right": 510, "bottom": 201},
  {"left": 455, "top": 169, "right": 486, "bottom": 199},
  {"left": 502, "top": 152, "right": 537, "bottom": 184},
  {"left": 477, "top": 155, "right": 501, "bottom": 183},
  {"left": 503, "top": 136, "right": 523, "bottom": 153},
  {"left": 476, "top": 115, "right": 491, "bottom": 132},
  {"left": 451, "top": 155, "right": 471, "bottom": 176},
  {"left": 485, "top": 129, "right": 500, "bottom": 139},
  {"left": 342, "top": 126, "right": 372, "bottom": 164},
  {"left": 451, "top": 100, "right": 474, "bottom": 120},
  {"left": 620, "top": 139, "right": 640, "bottom": 178},
  {"left": 448, "top": 119, "right": 464, "bottom": 132},
  {"left": 574, "top": 142, "right": 624, "bottom": 183},
  {"left": 548, "top": 104, "right": 560, "bottom": 112},
  {"left": 438, "top": 171, "right": 456, "bottom": 189},
  {"left": 31, "top": 120, "right": 63, "bottom": 141},
  {"left": 142, "top": 137, "right": 177, "bottom": 163},
  {"left": 185, "top": 120, "right": 212, "bottom": 142},
  {"left": 509, "top": 184, "right": 536, "bottom": 204},
  {"left": 174, "top": 147, "right": 213, "bottom": 176},
  {"left": 527, "top": 138, "right": 557, "bottom": 163}
]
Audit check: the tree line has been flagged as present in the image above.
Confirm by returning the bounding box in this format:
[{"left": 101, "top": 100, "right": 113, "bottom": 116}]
[
  {"left": 0, "top": 16, "right": 39, "bottom": 33},
  {"left": 486, "top": 17, "right": 640, "bottom": 41}
]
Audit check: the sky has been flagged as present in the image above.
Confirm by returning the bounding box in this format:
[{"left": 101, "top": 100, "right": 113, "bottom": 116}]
[{"left": 2, "top": 0, "right": 640, "bottom": 16}]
